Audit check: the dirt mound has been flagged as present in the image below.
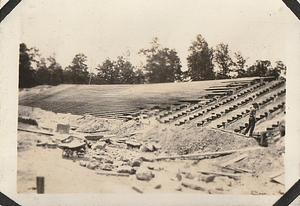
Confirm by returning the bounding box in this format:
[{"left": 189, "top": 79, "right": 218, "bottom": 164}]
[
  {"left": 160, "top": 127, "right": 258, "bottom": 155},
  {"left": 75, "top": 115, "right": 122, "bottom": 133}
]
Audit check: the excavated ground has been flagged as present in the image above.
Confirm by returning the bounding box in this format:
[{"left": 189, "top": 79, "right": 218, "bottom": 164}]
[{"left": 17, "top": 105, "right": 284, "bottom": 194}]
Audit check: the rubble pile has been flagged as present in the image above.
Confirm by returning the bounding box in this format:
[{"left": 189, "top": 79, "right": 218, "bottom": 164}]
[{"left": 17, "top": 101, "right": 285, "bottom": 194}]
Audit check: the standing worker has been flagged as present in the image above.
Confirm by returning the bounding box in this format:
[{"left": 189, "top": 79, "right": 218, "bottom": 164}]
[{"left": 243, "top": 103, "right": 259, "bottom": 137}]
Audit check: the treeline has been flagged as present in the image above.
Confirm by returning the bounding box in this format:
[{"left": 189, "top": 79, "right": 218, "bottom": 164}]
[{"left": 19, "top": 34, "right": 287, "bottom": 88}]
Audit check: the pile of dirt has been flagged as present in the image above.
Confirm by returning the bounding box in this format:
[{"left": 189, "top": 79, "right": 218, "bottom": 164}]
[
  {"left": 160, "top": 127, "right": 258, "bottom": 155},
  {"left": 75, "top": 115, "right": 122, "bottom": 133}
]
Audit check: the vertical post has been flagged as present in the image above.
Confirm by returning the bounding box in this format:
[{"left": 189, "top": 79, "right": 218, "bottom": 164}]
[{"left": 36, "top": 176, "right": 45, "bottom": 194}]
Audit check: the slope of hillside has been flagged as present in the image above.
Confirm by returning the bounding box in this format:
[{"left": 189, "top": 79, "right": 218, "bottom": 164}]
[{"left": 19, "top": 77, "right": 258, "bottom": 118}]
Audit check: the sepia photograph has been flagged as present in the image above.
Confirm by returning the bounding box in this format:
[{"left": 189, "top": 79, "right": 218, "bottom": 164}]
[{"left": 16, "top": 0, "right": 290, "bottom": 195}]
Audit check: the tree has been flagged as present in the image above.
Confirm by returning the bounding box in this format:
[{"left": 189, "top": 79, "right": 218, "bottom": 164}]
[
  {"left": 116, "top": 56, "right": 136, "bottom": 84},
  {"left": 214, "top": 43, "right": 233, "bottom": 79},
  {"left": 133, "top": 68, "right": 145, "bottom": 84},
  {"left": 19, "top": 43, "right": 36, "bottom": 88},
  {"left": 232, "top": 51, "right": 247, "bottom": 78},
  {"left": 64, "top": 53, "right": 89, "bottom": 84},
  {"left": 96, "top": 56, "right": 139, "bottom": 84},
  {"left": 274, "top": 60, "right": 287, "bottom": 77},
  {"left": 246, "top": 60, "right": 272, "bottom": 77},
  {"left": 96, "top": 59, "right": 115, "bottom": 84},
  {"left": 35, "top": 58, "right": 51, "bottom": 85},
  {"left": 139, "top": 38, "right": 182, "bottom": 83},
  {"left": 187, "top": 34, "right": 215, "bottom": 81},
  {"left": 47, "top": 56, "right": 63, "bottom": 85}
]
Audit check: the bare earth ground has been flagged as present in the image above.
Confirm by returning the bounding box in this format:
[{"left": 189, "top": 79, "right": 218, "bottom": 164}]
[{"left": 17, "top": 107, "right": 285, "bottom": 194}]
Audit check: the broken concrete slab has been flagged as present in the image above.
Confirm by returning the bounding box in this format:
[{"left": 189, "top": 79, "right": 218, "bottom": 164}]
[
  {"left": 136, "top": 168, "right": 155, "bottom": 181},
  {"left": 86, "top": 161, "right": 99, "bottom": 170},
  {"left": 99, "top": 164, "right": 114, "bottom": 171},
  {"left": 126, "top": 140, "right": 142, "bottom": 149},
  {"left": 117, "top": 166, "right": 136, "bottom": 174},
  {"left": 130, "top": 158, "right": 142, "bottom": 167},
  {"left": 199, "top": 175, "right": 216, "bottom": 183}
]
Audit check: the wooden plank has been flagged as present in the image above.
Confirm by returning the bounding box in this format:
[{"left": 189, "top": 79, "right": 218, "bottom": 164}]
[
  {"left": 220, "top": 153, "right": 248, "bottom": 167},
  {"left": 96, "top": 171, "right": 130, "bottom": 177},
  {"left": 271, "top": 173, "right": 284, "bottom": 185},
  {"left": 210, "top": 127, "right": 249, "bottom": 138},
  {"left": 132, "top": 186, "right": 143, "bottom": 193},
  {"left": 154, "top": 146, "right": 262, "bottom": 161},
  {"left": 17, "top": 128, "right": 54, "bottom": 136},
  {"left": 221, "top": 166, "right": 254, "bottom": 174},
  {"left": 198, "top": 170, "right": 240, "bottom": 180}
]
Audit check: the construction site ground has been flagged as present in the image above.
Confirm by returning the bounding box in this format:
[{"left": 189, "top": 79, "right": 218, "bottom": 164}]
[
  {"left": 17, "top": 108, "right": 284, "bottom": 194},
  {"left": 17, "top": 78, "right": 285, "bottom": 194}
]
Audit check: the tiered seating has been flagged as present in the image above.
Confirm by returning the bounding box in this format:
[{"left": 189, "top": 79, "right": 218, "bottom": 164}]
[
  {"left": 157, "top": 78, "right": 284, "bottom": 126},
  {"left": 196, "top": 83, "right": 285, "bottom": 128},
  {"left": 233, "top": 102, "right": 285, "bottom": 133},
  {"left": 173, "top": 81, "right": 267, "bottom": 126},
  {"left": 157, "top": 80, "right": 261, "bottom": 123}
]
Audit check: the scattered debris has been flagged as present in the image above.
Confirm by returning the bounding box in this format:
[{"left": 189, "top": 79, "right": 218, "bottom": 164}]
[
  {"left": 132, "top": 186, "right": 143, "bottom": 193},
  {"left": 198, "top": 170, "right": 240, "bottom": 180},
  {"left": 18, "top": 117, "right": 38, "bottom": 126},
  {"left": 140, "top": 144, "right": 156, "bottom": 152},
  {"left": 136, "top": 168, "right": 155, "bottom": 181},
  {"left": 154, "top": 184, "right": 161, "bottom": 189},
  {"left": 184, "top": 172, "right": 195, "bottom": 180},
  {"left": 79, "top": 160, "right": 87, "bottom": 167},
  {"left": 99, "top": 164, "right": 114, "bottom": 171},
  {"left": 86, "top": 161, "right": 99, "bottom": 170},
  {"left": 96, "top": 171, "right": 130, "bottom": 177},
  {"left": 18, "top": 128, "right": 53, "bottom": 136},
  {"left": 219, "top": 153, "right": 248, "bottom": 167},
  {"left": 270, "top": 172, "right": 284, "bottom": 185},
  {"left": 175, "top": 185, "right": 182, "bottom": 191},
  {"left": 176, "top": 171, "right": 182, "bottom": 181},
  {"left": 125, "top": 140, "right": 142, "bottom": 149},
  {"left": 130, "top": 158, "right": 142, "bottom": 167},
  {"left": 117, "top": 166, "right": 136, "bottom": 174},
  {"left": 199, "top": 175, "right": 216, "bottom": 183},
  {"left": 84, "top": 135, "right": 104, "bottom": 141},
  {"left": 154, "top": 147, "right": 261, "bottom": 161},
  {"left": 221, "top": 166, "right": 253, "bottom": 174},
  {"left": 56, "top": 123, "right": 70, "bottom": 134},
  {"left": 181, "top": 181, "right": 205, "bottom": 191},
  {"left": 92, "top": 142, "right": 107, "bottom": 150}
]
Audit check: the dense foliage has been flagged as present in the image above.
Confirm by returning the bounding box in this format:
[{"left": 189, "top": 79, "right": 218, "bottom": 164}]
[{"left": 19, "top": 35, "right": 286, "bottom": 88}]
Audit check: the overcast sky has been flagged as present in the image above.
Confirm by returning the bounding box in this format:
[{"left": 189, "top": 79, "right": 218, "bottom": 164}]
[{"left": 20, "top": 0, "right": 299, "bottom": 72}]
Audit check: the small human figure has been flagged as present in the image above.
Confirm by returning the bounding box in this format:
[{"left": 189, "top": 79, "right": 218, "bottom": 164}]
[{"left": 243, "top": 103, "right": 259, "bottom": 137}]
